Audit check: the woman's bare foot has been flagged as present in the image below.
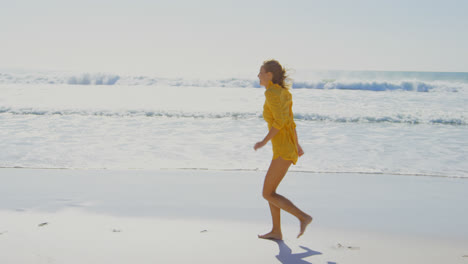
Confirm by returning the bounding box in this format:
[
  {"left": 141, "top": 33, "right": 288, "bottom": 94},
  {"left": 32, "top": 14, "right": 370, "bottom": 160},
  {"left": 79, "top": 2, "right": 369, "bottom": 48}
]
[
  {"left": 297, "top": 215, "right": 313, "bottom": 238},
  {"left": 258, "top": 231, "right": 283, "bottom": 240}
]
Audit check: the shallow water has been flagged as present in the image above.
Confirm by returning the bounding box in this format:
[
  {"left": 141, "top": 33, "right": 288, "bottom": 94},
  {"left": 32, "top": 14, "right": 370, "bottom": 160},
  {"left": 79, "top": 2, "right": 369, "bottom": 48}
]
[{"left": 1, "top": 71, "right": 467, "bottom": 178}]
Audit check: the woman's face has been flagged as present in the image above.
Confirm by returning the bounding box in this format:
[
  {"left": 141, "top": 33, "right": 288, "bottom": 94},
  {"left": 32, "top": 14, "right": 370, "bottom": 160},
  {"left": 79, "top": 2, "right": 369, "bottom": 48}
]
[{"left": 258, "top": 66, "right": 272, "bottom": 87}]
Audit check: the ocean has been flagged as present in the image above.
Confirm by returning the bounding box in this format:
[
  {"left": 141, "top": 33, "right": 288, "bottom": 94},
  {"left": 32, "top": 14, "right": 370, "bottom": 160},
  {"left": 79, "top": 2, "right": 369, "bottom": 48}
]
[{"left": 0, "top": 70, "right": 467, "bottom": 178}]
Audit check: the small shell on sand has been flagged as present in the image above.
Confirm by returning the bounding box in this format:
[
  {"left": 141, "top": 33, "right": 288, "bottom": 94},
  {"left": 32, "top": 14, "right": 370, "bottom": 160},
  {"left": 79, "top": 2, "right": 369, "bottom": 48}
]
[{"left": 336, "top": 243, "right": 360, "bottom": 250}]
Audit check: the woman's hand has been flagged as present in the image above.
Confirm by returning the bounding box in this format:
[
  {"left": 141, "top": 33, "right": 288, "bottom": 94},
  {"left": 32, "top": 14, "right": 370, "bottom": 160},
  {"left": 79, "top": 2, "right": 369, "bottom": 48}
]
[
  {"left": 255, "top": 128, "right": 278, "bottom": 151},
  {"left": 297, "top": 143, "right": 304, "bottom": 157},
  {"left": 254, "top": 140, "right": 267, "bottom": 151}
]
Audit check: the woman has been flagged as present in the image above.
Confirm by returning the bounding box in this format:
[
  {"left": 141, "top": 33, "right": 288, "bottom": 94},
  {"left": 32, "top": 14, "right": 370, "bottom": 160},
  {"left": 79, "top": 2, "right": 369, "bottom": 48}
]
[{"left": 254, "top": 60, "right": 312, "bottom": 240}]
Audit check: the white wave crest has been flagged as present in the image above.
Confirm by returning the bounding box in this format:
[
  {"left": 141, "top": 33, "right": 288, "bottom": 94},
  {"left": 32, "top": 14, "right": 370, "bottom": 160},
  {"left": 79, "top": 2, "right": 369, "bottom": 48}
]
[
  {"left": 2, "top": 71, "right": 467, "bottom": 93},
  {"left": 293, "top": 80, "right": 429, "bottom": 91},
  {"left": 67, "top": 73, "right": 120, "bottom": 85},
  {"left": 1, "top": 107, "right": 465, "bottom": 126}
]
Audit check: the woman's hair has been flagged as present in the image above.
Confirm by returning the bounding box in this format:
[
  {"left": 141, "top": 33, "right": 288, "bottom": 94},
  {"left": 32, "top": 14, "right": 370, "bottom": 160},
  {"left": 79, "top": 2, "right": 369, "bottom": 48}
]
[{"left": 262, "top": 59, "right": 290, "bottom": 89}]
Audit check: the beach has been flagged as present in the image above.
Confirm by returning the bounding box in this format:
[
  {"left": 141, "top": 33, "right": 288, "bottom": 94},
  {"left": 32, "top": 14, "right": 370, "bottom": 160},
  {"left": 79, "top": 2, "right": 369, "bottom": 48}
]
[
  {"left": 2, "top": 0, "right": 468, "bottom": 262},
  {"left": 1, "top": 168, "right": 467, "bottom": 264}
]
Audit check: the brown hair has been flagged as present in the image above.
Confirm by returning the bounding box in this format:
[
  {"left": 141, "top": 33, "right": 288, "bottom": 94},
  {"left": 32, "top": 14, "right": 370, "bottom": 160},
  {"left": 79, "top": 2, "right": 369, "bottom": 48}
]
[{"left": 262, "top": 59, "right": 290, "bottom": 89}]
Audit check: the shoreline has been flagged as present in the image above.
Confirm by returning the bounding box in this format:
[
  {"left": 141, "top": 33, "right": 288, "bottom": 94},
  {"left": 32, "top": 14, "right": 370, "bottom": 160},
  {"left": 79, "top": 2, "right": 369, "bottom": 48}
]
[{"left": 1, "top": 166, "right": 466, "bottom": 179}]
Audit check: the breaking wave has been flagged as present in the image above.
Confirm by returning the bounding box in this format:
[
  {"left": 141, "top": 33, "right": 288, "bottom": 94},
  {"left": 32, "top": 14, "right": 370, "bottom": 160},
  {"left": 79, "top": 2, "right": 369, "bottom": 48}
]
[
  {"left": 1, "top": 72, "right": 467, "bottom": 93},
  {"left": 292, "top": 80, "right": 455, "bottom": 92},
  {"left": 1, "top": 107, "right": 465, "bottom": 126},
  {"left": 67, "top": 73, "right": 120, "bottom": 85}
]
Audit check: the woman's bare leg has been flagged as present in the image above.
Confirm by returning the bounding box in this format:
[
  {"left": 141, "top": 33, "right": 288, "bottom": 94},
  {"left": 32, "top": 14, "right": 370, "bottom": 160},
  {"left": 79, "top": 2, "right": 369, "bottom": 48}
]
[
  {"left": 258, "top": 157, "right": 312, "bottom": 239},
  {"left": 258, "top": 202, "right": 282, "bottom": 240}
]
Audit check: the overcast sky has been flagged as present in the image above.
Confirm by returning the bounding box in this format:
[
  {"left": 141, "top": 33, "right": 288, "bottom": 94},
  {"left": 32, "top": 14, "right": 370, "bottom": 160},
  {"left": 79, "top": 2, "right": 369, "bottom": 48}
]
[{"left": 1, "top": 0, "right": 467, "bottom": 78}]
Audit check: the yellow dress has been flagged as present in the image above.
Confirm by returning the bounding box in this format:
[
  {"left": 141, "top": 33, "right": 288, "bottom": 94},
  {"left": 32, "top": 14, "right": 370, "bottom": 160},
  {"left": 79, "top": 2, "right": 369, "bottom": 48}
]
[{"left": 263, "top": 81, "right": 298, "bottom": 165}]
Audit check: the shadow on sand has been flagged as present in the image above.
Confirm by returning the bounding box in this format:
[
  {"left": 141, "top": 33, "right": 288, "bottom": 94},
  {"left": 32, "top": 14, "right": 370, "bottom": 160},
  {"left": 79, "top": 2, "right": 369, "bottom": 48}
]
[{"left": 271, "top": 239, "right": 324, "bottom": 264}]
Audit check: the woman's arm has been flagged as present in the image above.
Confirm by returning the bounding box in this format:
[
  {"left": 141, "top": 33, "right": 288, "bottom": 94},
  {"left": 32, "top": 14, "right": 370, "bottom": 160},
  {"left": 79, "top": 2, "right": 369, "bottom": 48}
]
[
  {"left": 254, "top": 127, "right": 279, "bottom": 151},
  {"left": 294, "top": 128, "right": 304, "bottom": 157}
]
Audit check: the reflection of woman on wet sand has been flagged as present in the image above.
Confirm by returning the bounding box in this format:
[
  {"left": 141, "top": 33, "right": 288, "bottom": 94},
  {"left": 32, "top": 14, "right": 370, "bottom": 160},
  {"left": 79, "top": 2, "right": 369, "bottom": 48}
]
[{"left": 254, "top": 60, "right": 313, "bottom": 240}]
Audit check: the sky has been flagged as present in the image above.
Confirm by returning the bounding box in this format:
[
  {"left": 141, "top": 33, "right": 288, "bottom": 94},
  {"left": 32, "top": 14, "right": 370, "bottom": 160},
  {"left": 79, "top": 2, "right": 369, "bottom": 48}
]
[{"left": 1, "top": 0, "right": 467, "bottom": 78}]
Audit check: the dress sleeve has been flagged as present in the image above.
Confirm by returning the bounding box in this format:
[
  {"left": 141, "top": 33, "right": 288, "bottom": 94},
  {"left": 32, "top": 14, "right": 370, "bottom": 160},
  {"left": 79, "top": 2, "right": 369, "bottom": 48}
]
[
  {"left": 290, "top": 103, "right": 296, "bottom": 130},
  {"left": 265, "top": 89, "right": 289, "bottom": 130}
]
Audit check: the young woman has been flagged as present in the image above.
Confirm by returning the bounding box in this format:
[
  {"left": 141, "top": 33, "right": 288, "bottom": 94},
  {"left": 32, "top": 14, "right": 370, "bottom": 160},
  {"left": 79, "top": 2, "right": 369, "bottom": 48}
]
[{"left": 254, "top": 60, "right": 312, "bottom": 240}]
